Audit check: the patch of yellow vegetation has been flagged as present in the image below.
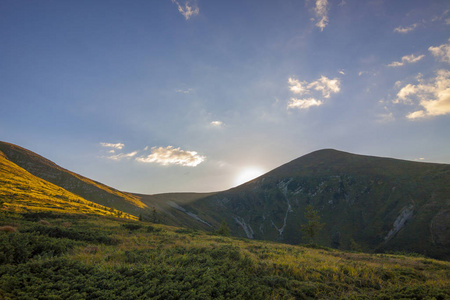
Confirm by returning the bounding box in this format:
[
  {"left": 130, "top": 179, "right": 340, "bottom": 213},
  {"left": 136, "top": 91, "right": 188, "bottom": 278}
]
[{"left": 0, "top": 154, "right": 137, "bottom": 220}]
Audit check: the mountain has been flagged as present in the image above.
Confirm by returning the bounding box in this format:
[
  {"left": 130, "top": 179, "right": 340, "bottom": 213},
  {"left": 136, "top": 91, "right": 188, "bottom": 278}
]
[
  {"left": 1, "top": 141, "right": 449, "bottom": 259},
  {"left": 179, "top": 149, "right": 450, "bottom": 260},
  {"left": 0, "top": 141, "right": 147, "bottom": 216},
  {"left": 0, "top": 147, "right": 136, "bottom": 219},
  {"left": 0, "top": 141, "right": 212, "bottom": 228}
]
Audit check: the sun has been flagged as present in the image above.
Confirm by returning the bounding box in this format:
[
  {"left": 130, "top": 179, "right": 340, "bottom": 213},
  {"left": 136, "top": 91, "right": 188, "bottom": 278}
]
[{"left": 233, "top": 167, "right": 265, "bottom": 187}]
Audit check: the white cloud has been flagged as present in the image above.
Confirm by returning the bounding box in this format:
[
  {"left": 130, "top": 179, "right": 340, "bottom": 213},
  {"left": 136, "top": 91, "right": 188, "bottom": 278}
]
[
  {"left": 377, "top": 106, "right": 394, "bottom": 123},
  {"left": 314, "top": 0, "right": 329, "bottom": 31},
  {"left": 388, "top": 54, "right": 425, "bottom": 67},
  {"left": 287, "top": 75, "right": 340, "bottom": 110},
  {"left": 106, "top": 151, "right": 139, "bottom": 161},
  {"left": 288, "top": 98, "right": 323, "bottom": 109},
  {"left": 358, "top": 71, "right": 367, "bottom": 76},
  {"left": 309, "top": 76, "right": 340, "bottom": 98},
  {"left": 288, "top": 76, "right": 340, "bottom": 98},
  {"left": 136, "top": 146, "right": 205, "bottom": 167},
  {"left": 100, "top": 142, "right": 125, "bottom": 150},
  {"left": 429, "top": 40, "right": 450, "bottom": 63},
  {"left": 288, "top": 78, "right": 308, "bottom": 95},
  {"left": 210, "top": 121, "right": 223, "bottom": 127},
  {"left": 176, "top": 88, "right": 194, "bottom": 94},
  {"left": 394, "top": 69, "right": 450, "bottom": 119},
  {"left": 171, "top": 0, "right": 199, "bottom": 20},
  {"left": 394, "top": 23, "right": 419, "bottom": 34}
]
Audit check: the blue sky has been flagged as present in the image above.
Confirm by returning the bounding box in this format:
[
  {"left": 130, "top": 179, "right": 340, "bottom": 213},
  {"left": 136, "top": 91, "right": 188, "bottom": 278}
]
[{"left": 1, "top": 0, "right": 449, "bottom": 193}]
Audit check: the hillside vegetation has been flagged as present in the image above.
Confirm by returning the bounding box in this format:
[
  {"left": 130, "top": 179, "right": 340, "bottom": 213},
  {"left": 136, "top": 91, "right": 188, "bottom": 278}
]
[
  {"left": 1, "top": 211, "right": 449, "bottom": 299},
  {"left": 0, "top": 150, "right": 136, "bottom": 220},
  {"left": 183, "top": 149, "right": 450, "bottom": 260},
  {"left": 0, "top": 142, "right": 146, "bottom": 215}
]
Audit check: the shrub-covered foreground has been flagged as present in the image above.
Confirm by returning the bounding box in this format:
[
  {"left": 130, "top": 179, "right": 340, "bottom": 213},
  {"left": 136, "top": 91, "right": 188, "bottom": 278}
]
[{"left": 0, "top": 211, "right": 449, "bottom": 299}]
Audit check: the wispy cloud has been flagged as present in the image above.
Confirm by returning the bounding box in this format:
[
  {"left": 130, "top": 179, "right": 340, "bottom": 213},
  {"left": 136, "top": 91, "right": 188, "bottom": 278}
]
[
  {"left": 176, "top": 88, "right": 194, "bottom": 94},
  {"left": 210, "top": 121, "right": 223, "bottom": 127},
  {"left": 287, "top": 75, "right": 340, "bottom": 110},
  {"left": 393, "top": 70, "right": 450, "bottom": 119},
  {"left": 288, "top": 98, "right": 323, "bottom": 109},
  {"left": 314, "top": 0, "right": 329, "bottom": 31},
  {"left": 388, "top": 54, "right": 425, "bottom": 67},
  {"left": 171, "top": 0, "right": 199, "bottom": 20},
  {"left": 100, "top": 142, "right": 124, "bottom": 150},
  {"left": 377, "top": 106, "right": 395, "bottom": 123},
  {"left": 106, "top": 151, "right": 139, "bottom": 161},
  {"left": 429, "top": 40, "right": 450, "bottom": 63},
  {"left": 136, "top": 146, "right": 205, "bottom": 166},
  {"left": 394, "top": 23, "right": 419, "bottom": 34}
]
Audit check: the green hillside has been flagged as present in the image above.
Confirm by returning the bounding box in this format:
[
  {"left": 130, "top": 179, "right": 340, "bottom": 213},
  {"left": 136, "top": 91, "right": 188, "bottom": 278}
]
[
  {"left": 0, "top": 150, "right": 136, "bottom": 220},
  {"left": 180, "top": 149, "right": 450, "bottom": 260},
  {"left": 0, "top": 142, "right": 147, "bottom": 215},
  {"left": 1, "top": 211, "right": 449, "bottom": 299}
]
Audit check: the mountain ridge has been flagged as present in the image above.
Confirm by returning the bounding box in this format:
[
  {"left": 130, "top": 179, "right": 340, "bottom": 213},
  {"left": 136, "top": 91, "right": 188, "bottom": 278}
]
[{"left": 1, "top": 141, "right": 449, "bottom": 259}]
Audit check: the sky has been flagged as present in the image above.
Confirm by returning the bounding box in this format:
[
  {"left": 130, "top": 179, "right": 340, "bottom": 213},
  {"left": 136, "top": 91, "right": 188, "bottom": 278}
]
[{"left": 1, "top": 0, "right": 449, "bottom": 194}]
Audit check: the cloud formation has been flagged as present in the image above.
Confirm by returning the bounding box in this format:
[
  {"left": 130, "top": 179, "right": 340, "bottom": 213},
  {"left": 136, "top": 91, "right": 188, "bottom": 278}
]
[
  {"left": 388, "top": 54, "right": 425, "bottom": 67},
  {"left": 287, "top": 75, "right": 340, "bottom": 110},
  {"left": 106, "top": 151, "right": 139, "bottom": 161},
  {"left": 172, "top": 0, "right": 199, "bottom": 20},
  {"left": 394, "top": 23, "right": 419, "bottom": 34},
  {"left": 136, "top": 146, "right": 205, "bottom": 166},
  {"left": 314, "top": 0, "right": 329, "bottom": 31},
  {"left": 210, "top": 121, "right": 223, "bottom": 127},
  {"left": 288, "top": 98, "right": 323, "bottom": 109},
  {"left": 100, "top": 142, "right": 125, "bottom": 150},
  {"left": 429, "top": 40, "right": 450, "bottom": 63},
  {"left": 394, "top": 70, "right": 450, "bottom": 119}
]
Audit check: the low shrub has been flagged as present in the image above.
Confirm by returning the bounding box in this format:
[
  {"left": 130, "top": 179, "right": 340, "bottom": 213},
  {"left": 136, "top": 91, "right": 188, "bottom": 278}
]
[
  {"left": 121, "top": 223, "right": 143, "bottom": 231},
  {"left": 0, "top": 226, "right": 17, "bottom": 233}
]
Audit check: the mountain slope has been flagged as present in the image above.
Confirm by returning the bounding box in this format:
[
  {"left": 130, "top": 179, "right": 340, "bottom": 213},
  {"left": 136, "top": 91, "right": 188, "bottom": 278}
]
[
  {"left": 181, "top": 149, "right": 450, "bottom": 259},
  {"left": 0, "top": 150, "right": 136, "bottom": 219},
  {"left": 0, "top": 141, "right": 147, "bottom": 215}
]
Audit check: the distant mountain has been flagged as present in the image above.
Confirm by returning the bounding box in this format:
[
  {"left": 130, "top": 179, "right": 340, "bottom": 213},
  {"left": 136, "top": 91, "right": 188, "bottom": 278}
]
[
  {"left": 180, "top": 149, "right": 450, "bottom": 260},
  {"left": 0, "top": 146, "right": 136, "bottom": 219}
]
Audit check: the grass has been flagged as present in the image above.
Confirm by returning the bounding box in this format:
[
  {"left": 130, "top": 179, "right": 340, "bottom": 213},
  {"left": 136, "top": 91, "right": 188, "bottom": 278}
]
[
  {"left": 0, "top": 153, "right": 137, "bottom": 220},
  {"left": 0, "top": 211, "right": 448, "bottom": 299}
]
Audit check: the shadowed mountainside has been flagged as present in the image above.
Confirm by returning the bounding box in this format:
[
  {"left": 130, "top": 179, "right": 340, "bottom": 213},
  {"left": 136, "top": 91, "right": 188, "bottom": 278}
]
[{"left": 180, "top": 149, "right": 450, "bottom": 259}]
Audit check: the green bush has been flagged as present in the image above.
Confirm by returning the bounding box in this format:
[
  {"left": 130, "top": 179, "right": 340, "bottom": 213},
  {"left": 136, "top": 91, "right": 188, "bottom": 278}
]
[
  {"left": 23, "top": 225, "right": 119, "bottom": 245},
  {"left": 0, "top": 232, "right": 74, "bottom": 264},
  {"left": 121, "top": 223, "right": 143, "bottom": 231}
]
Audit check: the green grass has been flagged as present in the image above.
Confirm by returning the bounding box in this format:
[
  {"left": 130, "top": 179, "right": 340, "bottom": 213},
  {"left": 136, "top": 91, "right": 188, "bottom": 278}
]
[{"left": 1, "top": 211, "right": 449, "bottom": 299}]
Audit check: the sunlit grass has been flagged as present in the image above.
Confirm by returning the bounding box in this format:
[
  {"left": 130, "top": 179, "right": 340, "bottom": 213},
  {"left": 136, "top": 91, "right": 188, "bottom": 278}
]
[
  {"left": 0, "top": 154, "right": 137, "bottom": 220},
  {"left": 1, "top": 210, "right": 449, "bottom": 299}
]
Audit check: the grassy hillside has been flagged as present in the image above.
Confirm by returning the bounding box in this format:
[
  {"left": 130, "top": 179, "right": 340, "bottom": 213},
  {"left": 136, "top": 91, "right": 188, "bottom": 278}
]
[
  {"left": 181, "top": 149, "right": 450, "bottom": 260},
  {"left": 0, "top": 151, "right": 136, "bottom": 220},
  {"left": 0, "top": 142, "right": 146, "bottom": 215},
  {"left": 0, "top": 211, "right": 449, "bottom": 299}
]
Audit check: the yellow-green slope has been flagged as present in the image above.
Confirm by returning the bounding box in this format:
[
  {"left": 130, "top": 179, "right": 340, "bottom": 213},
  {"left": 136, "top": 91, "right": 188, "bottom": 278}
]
[
  {"left": 0, "top": 141, "right": 146, "bottom": 215},
  {"left": 0, "top": 151, "right": 137, "bottom": 220}
]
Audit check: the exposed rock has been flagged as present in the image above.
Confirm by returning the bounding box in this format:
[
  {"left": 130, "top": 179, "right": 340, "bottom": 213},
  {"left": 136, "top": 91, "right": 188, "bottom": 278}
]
[{"left": 384, "top": 204, "right": 414, "bottom": 241}]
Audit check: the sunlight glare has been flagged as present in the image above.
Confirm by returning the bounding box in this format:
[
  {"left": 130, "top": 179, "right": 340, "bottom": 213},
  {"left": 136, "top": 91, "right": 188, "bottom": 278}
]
[{"left": 234, "top": 167, "right": 265, "bottom": 187}]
